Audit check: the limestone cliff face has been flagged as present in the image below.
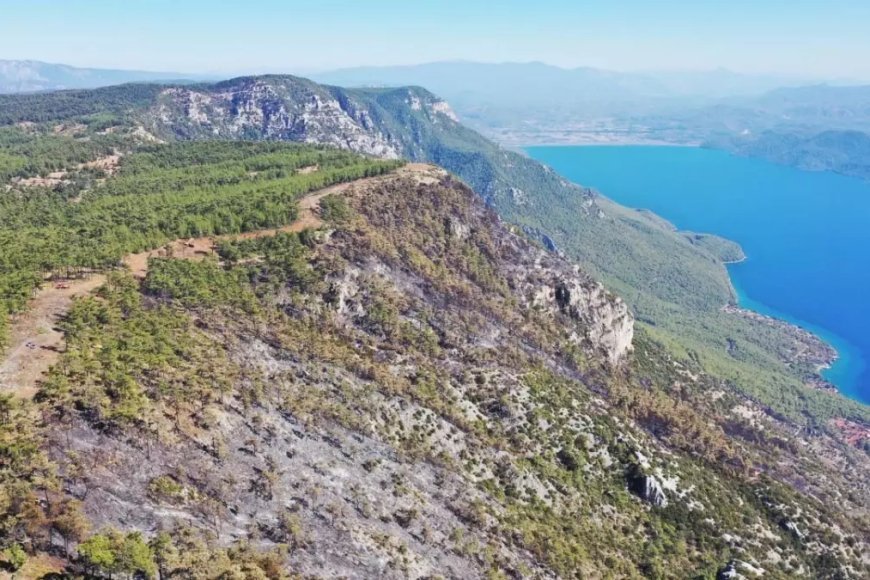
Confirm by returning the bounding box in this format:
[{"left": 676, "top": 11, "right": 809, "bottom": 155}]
[
  {"left": 151, "top": 80, "right": 401, "bottom": 157},
  {"left": 369, "top": 165, "right": 635, "bottom": 366},
  {"left": 145, "top": 77, "right": 459, "bottom": 161},
  {"left": 497, "top": 221, "right": 634, "bottom": 364},
  {"left": 530, "top": 271, "right": 634, "bottom": 365}
]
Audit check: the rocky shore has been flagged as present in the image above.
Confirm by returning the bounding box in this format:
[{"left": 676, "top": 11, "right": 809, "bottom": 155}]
[{"left": 722, "top": 303, "right": 839, "bottom": 390}]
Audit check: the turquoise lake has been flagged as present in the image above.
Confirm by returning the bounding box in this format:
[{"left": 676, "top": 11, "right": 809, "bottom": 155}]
[{"left": 526, "top": 145, "right": 870, "bottom": 404}]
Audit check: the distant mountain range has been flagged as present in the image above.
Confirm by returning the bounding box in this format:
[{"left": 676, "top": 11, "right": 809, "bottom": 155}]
[
  {"left": 711, "top": 129, "right": 870, "bottom": 180},
  {"left": 635, "top": 84, "right": 870, "bottom": 179},
  {"left": 3, "top": 59, "right": 867, "bottom": 180},
  {"left": 680, "top": 84, "right": 870, "bottom": 134},
  {"left": 312, "top": 61, "right": 822, "bottom": 128},
  {"left": 314, "top": 61, "right": 870, "bottom": 181},
  {"left": 0, "top": 59, "right": 207, "bottom": 93}
]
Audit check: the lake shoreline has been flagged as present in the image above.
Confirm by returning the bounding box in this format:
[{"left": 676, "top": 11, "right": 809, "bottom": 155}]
[
  {"left": 723, "top": 256, "right": 838, "bottom": 380},
  {"left": 721, "top": 302, "right": 839, "bottom": 390},
  {"left": 494, "top": 130, "right": 701, "bottom": 149},
  {"left": 728, "top": 267, "right": 866, "bottom": 401}
]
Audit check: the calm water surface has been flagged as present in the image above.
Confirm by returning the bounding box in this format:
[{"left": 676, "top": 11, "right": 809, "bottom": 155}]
[{"left": 526, "top": 145, "right": 870, "bottom": 404}]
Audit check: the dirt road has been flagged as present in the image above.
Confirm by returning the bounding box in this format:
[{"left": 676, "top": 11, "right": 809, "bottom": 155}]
[
  {"left": 0, "top": 166, "right": 432, "bottom": 398},
  {"left": 122, "top": 177, "right": 354, "bottom": 277},
  {"left": 0, "top": 275, "right": 106, "bottom": 398}
]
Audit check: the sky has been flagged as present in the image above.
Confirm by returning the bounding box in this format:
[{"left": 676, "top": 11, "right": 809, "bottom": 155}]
[{"left": 2, "top": 0, "right": 870, "bottom": 80}]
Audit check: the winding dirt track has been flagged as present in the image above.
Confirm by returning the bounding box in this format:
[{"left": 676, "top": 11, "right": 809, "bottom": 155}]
[
  {"left": 0, "top": 165, "right": 435, "bottom": 399},
  {"left": 0, "top": 182, "right": 338, "bottom": 398},
  {"left": 121, "top": 176, "right": 347, "bottom": 278},
  {"left": 0, "top": 276, "right": 106, "bottom": 399}
]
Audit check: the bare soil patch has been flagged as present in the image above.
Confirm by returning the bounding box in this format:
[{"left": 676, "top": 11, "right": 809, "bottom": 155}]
[
  {"left": 122, "top": 172, "right": 392, "bottom": 277},
  {"left": 0, "top": 275, "right": 105, "bottom": 398},
  {"left": 14, "top": 171, "right": 69, "bottom": 188},
  {"left": 81, "top": 153, "right": 122, "bottom": 175}
]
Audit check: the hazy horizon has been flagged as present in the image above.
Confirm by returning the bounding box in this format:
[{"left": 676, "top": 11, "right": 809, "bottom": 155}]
[
  {"left": 4, "top": 0, "right": 870, "bottom": 81},
  {"left": 2, "top": 57, "right": 854, "bottom": 85}
]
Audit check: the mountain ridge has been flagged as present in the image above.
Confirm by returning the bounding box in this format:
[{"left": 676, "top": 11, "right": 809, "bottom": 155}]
[
  {"left": 0, "top": 59, "right": 209, "bottom": 94},
  {"left": 1, "top": 75, "right": 865, "bottom": 425},
  {"left": 6, "top": 60, "right": 867, "bottom": 181},
  {"left": 312, "top": 62, "right": 870, "bottom": 181},
  {"left": 0, "top": 76, "right": 868, "bottom": 577}
]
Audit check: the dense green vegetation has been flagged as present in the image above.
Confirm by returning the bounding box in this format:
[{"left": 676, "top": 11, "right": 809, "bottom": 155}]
[
  {"left": 0, "top": 150, "right": 865, "bottom": 577},
  {"left": 506, "top": 191, "right": 869, "bottom": 424},
  {"left": 328, "top": 83, "right": 867, "bottom": 424},
  {"left": 0, "top": 134, "right": 400, "bottom": 346},
  {"left": 714, "top": 129, "right": 870, "bottom": 181},
  {"left": 0, "top": 84, "right": 164, "bottom": 125},
  {"left": 42, "top": 272, "right": 239, "bottom": 429},
  {"left": 0, "top": 125, "right": 125, "bottom": 181},
  {"left": 680, "top": 232, "right": 746, "bottom": 264}
]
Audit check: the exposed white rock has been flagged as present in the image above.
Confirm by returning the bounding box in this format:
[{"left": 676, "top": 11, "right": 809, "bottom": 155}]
[
  {"left": 445, "top": 216, "right": 471, "bottom": 241},
  {"left": 635, "top": 474, "right": 668, "bottom": 507},
  {"left": 635, "top": 451, "right": 652, "bottom": 469},
  {"left": 545, "top": 277, "right": 634, "bottom": 364},
  {"left": 738, "top": 560, "right": 765, "bottom": 577},
  {"left": 151, "top": 81, "right": 402, "bottom": 159},
  {"left": 510, "top": 186, "right": 528, "bottom": 205},
  {"left": 407, "top": 92, "right": 423, "bottom": 111},
  {"left": 430, "top": 100, "right": 459, "bottom": 122},
  {"left": 717, "top": 561, "right": 745, "bottom": 579},
  {"left": 783, "top": 520, "right": 804, "bottom": 540}
]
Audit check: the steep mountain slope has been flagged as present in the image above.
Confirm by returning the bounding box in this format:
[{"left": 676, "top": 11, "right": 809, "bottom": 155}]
[
  {"left": 137, "top": 76, "right": 737, "bottom": 304},
  {"left": 1, "top": 140, "right": 867, "bottom": 577},
  {"left": 0, "top": 59, "right": 204, "bottom": 94},
  {"left": 136, "top": 76, "right": 870, "bottom": 423},
  {"left": 0, "top": 76, "right": 867, "bottom": 428}
]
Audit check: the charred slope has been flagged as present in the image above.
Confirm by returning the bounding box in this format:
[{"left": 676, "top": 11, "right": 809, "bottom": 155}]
[{"left": 10, "top": 163, "right": 863, "bottom": 578}]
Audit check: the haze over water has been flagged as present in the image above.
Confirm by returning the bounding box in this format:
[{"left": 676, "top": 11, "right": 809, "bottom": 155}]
[{"left": 527, "top": 145, "right": 870, "bottom": 404}]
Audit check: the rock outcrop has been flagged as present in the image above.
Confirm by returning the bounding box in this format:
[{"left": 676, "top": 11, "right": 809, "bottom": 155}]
[
  {"left": 152, "top": 80, "right": 402, "bottom": 158},
  {"left": 146, "top": 77, "right": 461, "bottom": 163},
  {"left": 522, "top": 264, "right": 634, "bottom": 365},
  {"left": 717, "top": 561, "right": 742, "bottom": 580},
  {"left": 327, "top": 167, "right": 634, "bottom": 365},
  {"left": 43, "top": 167, "right": 641, "bottom": 577},
  {"left": 628, "top": 470, "right": 669, "bottom": 507}
]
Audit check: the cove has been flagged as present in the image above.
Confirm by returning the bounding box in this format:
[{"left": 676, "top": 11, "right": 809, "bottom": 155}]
[{"left": 526, "top": 145, "right": 870, "bottom": 404}]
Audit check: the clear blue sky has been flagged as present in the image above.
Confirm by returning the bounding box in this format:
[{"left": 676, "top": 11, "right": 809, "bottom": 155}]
[{"left": 2, "top": 0, "right": 869, "bottom": 79}]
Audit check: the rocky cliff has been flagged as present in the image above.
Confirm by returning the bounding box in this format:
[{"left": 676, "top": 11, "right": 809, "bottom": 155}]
[
  {"left": 146, "top": 77, "right": 459, "bottom": 160},
  {"left": 40, "top": 166, "right": 635, "bottom": 577},
  {"left": 136, "top": 75, "right": 601, "bottom": 214}
]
